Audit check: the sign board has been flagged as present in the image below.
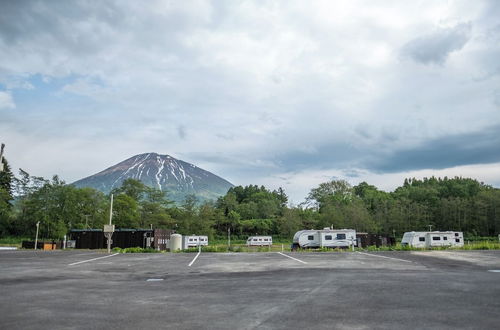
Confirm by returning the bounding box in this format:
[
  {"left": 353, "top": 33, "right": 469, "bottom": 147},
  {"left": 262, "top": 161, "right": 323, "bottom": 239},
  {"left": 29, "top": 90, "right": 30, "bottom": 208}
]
[{"left": 104, "top": 225, "right": 115, "bottom": 233}]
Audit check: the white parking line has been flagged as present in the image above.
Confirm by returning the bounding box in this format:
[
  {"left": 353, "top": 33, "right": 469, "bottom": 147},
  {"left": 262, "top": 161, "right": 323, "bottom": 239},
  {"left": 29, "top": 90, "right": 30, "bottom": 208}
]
[
  {"left": 68, "top": 253, "right": 119, "bottom": 266},
  {"left": 188, "top": 251, "right": 201, "bottom": 267},
  {"left": 357, "top": 251, "right": 412, "bottom": 263},
  {"left": 488, "top": 270, "right": 500, "bottom": 273},
  {"left": 277, "top": 252, "right": 308, "bottom": 264}
]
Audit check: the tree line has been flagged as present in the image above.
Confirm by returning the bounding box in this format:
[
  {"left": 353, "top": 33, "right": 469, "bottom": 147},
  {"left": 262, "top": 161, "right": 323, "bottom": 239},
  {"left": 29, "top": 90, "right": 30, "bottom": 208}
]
[{"left": 1, "top": 156, "right": 499, "bottom": 240}]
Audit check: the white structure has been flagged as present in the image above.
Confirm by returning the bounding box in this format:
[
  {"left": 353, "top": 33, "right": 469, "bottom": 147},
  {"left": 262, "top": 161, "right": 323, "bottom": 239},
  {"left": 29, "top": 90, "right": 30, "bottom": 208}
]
[
  {"left": 182, "top": 235, "right": 209, "bottom": 249},
  {"left": 292, "top": 228, "right": 356, "bottom": 249},
  {"left": 401, "top": 231, "right": 464, "bottom": 248},
  {"left": 246, "top": 236, "right": 273, "bottom": 246},
  {"left": 169, "top": 233, "right": 182, "bottom": 251}
]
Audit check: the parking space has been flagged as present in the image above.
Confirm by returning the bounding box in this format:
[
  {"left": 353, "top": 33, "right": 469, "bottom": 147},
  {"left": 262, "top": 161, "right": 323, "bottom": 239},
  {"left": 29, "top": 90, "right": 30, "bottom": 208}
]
[{"left": 1, "top": 250, "right": 499, "bottom": 329}]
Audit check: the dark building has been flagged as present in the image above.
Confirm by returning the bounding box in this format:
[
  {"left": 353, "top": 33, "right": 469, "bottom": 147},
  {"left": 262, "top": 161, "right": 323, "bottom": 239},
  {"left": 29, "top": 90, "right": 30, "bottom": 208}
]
[
  {"left": 69, "top": 228, "right": 175, "bottom": 250},
  {"left": 357, "top": 233, "right": 396, "bottom": 248}
]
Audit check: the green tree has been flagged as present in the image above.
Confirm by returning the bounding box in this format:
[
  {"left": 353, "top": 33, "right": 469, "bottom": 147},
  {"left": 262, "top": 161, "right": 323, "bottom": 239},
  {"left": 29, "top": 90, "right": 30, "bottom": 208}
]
[
  {"left": 0, "top": 157, "right": 14, "bottom": 235},
  {"left": 113, "top": 194, "right": 139, "bottom": 228},
  {"left": 306, "top": 180, "right": 353, "bottom": 210}
]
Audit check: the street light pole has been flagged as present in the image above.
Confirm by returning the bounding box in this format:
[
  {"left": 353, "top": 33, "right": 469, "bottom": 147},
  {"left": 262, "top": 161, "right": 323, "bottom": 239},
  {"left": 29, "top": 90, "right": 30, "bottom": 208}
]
[
  {"left": 0, "top": 143, "right": 5, "bottom": 172},
  {"left": 109, "top": 194, "right": 113, "bottom": 227},
  {"left": 107, "top": 194, "right": 114, "bottom": 253},
  {"left": 34, "top": 221, "right": 40, "bottom": 250}
]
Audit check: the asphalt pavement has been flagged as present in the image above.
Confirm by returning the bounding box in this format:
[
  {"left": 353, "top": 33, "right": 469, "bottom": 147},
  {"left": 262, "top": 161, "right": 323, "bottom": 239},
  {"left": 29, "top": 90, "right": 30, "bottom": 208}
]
[{"left": 1, "top": 249, "right": 499, "bottom": 329}]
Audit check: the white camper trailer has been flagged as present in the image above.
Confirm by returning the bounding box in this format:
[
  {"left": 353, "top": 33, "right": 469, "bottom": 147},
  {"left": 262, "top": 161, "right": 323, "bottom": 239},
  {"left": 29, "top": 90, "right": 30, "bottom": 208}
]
[
  {"left": 182, "top": 235, "right": 209, "bottom": 249},
  {"left": 246, "top": 236, "right": 273, "bottom": 246},
  {"left": 292, "top": 228, "right": 356, "bottom": 250},
  {"left": 401, "top": 231, "right": 464, "bottom": 248}
]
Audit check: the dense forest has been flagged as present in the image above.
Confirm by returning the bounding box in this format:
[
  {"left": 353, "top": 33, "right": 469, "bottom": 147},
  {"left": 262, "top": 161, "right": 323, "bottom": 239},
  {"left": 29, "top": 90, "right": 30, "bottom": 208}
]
[{"left": 1, "top": 155, "right": 499, "bottom": 240}]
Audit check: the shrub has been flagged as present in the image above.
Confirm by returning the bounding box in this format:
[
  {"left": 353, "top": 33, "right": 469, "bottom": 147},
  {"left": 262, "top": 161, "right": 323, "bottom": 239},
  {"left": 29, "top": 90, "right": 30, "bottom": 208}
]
[{"left": 114, "top": 247, "right": 160, "bottom": 253}]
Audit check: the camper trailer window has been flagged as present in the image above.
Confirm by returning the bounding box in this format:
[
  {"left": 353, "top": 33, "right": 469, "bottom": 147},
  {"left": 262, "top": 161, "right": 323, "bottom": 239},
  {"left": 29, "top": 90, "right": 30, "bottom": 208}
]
[
  {"left": 308, "top": 235, "right": 314, "bottom": 240},
  {"left": 325, "top": 235, "right": 332, "bottom": 240},
  {"left": 455, "top": 239, "right": 460, "bottom": 243},
  {"left": 455, "top": 233, "right": 459, "bottom": 236},
  {"left": 443, "top": 237, "right": 447, "bottom": 240},
  {"left": 432, "top": 236, "right": 440, "bottom": 241},
  {"left": 189, "top": 238, "right": 194, "bottom": 242},
  {"left": 419, "top": 237, "right": 425, "bottom": 242},
  {"left": 337, "top": 234, "right": 346, "bottom": 240}
]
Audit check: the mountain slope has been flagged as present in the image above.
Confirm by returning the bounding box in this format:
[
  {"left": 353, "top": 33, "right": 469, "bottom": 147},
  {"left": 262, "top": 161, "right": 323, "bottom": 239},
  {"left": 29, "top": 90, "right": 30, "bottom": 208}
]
[{"left": 72, "top": 153, "right": 234, "bottom": 203}]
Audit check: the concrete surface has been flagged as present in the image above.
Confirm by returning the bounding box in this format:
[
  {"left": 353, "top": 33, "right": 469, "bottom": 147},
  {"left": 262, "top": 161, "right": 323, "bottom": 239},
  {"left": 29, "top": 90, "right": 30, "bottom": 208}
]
[{"left": 1, "top": 250, "right": 499, "bottom": 329}]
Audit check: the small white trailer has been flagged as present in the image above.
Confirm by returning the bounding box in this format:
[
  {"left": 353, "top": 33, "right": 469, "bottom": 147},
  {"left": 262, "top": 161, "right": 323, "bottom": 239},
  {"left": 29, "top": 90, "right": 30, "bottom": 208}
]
[
  {"left": 292, "top": 228, "right": 356, "bottom": 250},
  {"left": 401, "top": 231, "right": 464, "bottom": 248},
  {"left": 246, "top": 236, "right": 273, "bottom": 246},
  {"left": 182, "top": 235, "right": 209, "bottom": 249}
]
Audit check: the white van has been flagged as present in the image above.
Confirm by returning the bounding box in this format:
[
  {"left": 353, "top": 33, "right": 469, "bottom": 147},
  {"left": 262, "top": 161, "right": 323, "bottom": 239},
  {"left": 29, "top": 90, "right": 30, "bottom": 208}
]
[
  {"left": 292, "top": 229, "right": 356, "bottom": 250},
  {"left": 246, "top": 236, "right": 273, "bottom": 246},
  {"left": 182, "top": 235, "right": 209, "bottom": 249},
  {"left": 401, "top": 231, "right": 464, "bottom": 248}
]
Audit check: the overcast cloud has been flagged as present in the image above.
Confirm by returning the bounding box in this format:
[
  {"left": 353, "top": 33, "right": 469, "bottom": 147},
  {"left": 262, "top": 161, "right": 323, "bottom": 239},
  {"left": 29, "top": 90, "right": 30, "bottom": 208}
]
[{"left": 1, "top": 0, "right": 499, "bottom": 203}]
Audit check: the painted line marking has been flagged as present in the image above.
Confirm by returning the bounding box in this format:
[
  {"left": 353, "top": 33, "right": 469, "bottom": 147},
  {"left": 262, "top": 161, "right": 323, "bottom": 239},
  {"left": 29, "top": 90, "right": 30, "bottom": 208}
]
[
  {"left": 68, "top": 253, "right": 119, "bottom": 266},
  {"left": 146, "top": 278, "right": 164, "bottom": 282},
  {"left": 188, "top": 251, "right": 201, "bottom": 267},
  {"left": 488, "top": 270, "right": 500, "bottom": 273},
  {"left": 357, "top": 251, "right": 412, "bottom": 263},
  {"left": 277, "top": 252, "right": 308, "bottom": 264}
]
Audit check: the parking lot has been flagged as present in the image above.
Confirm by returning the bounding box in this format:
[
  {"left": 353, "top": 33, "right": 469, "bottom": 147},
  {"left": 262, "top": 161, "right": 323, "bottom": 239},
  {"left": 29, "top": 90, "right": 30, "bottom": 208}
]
[{"left": 1, "top": 249, "right": 499, "bottom": 329}]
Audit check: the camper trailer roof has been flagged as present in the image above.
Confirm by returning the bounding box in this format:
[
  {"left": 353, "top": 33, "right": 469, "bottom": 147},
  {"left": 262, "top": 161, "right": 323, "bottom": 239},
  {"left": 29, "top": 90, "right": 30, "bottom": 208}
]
[
  {"left": 293, "top": 229, "right": 355, "bottom": 237},
  {"left": 406, "top": 231, "right": 461, "bottom": 234}
]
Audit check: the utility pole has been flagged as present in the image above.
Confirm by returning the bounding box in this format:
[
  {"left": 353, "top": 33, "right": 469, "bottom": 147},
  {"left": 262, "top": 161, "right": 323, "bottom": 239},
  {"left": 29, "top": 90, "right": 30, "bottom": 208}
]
[
  {"left": 104, "top": 194, "right": 115, "bottom": 254},
  {"left": 0, "top": 143, "right": 5, "bottom": 172},
  {"left": 228, "top": 227, "right": 231, "bottom": 249},
  {"left": 34, "top": 221, "right": 40, "bottom": 250},
  {"left": 109, "top": 194, "right": 113, "bottom": 226}
]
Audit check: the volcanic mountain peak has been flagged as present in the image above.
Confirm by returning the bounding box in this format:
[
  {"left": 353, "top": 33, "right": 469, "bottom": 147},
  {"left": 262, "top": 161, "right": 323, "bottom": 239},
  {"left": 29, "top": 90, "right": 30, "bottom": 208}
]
[{"left": 73, "top": 153, "right": 233, "bottom": 203}]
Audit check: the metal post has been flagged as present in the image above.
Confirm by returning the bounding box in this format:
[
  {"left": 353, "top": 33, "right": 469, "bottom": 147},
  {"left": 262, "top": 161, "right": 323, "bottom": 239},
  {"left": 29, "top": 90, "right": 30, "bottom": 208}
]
[
  {"left": 228, "top": 227, "right": 231, "bottom": 249},
  {"left": 107, "top": 194, "right": 114, "bottom": 253},
  {"left": 109, "top": 194, "right": 113, "bottom": 226},
  {"left": 63, "top": 235, "right": 67, "bottom": 249},
  {"left": 0, "top": 143, "right": 4, "bottom": 172},
  {"left": 428, "top": 225, "right": 433, "bottom": 232},
  {"left": 34, "top": 221, "right": 40, "bottom": 250}
]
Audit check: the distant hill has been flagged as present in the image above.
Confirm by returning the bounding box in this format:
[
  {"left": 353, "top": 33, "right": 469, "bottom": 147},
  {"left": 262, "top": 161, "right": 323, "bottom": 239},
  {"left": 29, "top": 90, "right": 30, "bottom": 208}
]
[{"left": 72, "top": 153, "right": 234, "bottom": 203}]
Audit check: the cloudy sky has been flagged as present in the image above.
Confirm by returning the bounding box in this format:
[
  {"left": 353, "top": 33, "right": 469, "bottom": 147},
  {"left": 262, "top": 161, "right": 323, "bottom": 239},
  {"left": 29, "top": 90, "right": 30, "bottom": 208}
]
[{"left": 1, "top": 0, "right": 499, "bottom": 203}]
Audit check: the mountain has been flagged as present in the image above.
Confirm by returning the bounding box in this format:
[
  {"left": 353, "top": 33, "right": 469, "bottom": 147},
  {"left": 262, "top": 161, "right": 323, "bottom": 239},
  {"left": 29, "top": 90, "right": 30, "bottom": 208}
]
[{"left": 72, "top": 153, "right": 234, "bottom": 203}]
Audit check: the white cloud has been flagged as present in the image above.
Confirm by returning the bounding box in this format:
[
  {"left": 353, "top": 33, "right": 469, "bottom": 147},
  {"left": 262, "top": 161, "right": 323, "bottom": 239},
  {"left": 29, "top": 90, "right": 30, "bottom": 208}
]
[
  {"left": 1, "top": 0, "right": 499, "bottom": 203},
  {"left": 0, "top": 91, "right": 15, "bottom": 110}
]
